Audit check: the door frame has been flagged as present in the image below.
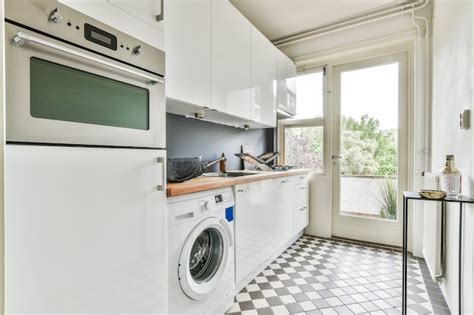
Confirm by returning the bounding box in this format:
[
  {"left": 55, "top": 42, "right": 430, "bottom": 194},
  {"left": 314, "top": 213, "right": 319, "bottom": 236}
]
[{"left": 331, "top": 52, "right": 410, "bottom": 247}]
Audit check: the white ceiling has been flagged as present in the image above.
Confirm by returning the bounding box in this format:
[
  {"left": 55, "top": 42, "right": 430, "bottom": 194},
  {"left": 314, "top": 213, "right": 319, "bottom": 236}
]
[{"left": 230, "top": 0, "right": 407, "bottom": 41}]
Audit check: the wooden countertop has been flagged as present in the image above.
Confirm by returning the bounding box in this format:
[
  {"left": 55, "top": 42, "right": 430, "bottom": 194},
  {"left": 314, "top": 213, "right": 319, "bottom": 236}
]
[{"left": 167, "top": 169, "right": 312, "bottom": 197}]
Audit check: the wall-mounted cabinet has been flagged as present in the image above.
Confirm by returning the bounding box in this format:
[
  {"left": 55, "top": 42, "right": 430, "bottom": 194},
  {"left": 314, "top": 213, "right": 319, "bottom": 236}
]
[
  {"left": 60, "top": 0, "right": 165, "bottom": 51},
  {"left": 251, "top": 27, "right": 276, "bottom": 127},
  {"left": 165, "top": 0, "right": 211, "bottom": 108},
  {"left": 276, "top": 49, "right": 297, "bottom": 116},
  {"left": 165, "top": 0, "right": 292, "bottom": 129},
  {"left": 211, "top": 0, "right": 252, "bottom": 120}
]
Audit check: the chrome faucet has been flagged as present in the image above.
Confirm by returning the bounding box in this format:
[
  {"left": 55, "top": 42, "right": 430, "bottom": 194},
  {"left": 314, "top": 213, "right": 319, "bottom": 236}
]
[{"left": 206, "top": 153, "right": 227, "bottom": 175}]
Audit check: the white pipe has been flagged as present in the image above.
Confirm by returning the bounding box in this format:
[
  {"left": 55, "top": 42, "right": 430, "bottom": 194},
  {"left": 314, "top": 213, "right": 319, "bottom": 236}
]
[
  {"left": 274, "top": 0, "right": 429, "bottom": 47},
  {"left": 410, "top": 0, "right": 431, "bottom": 172}
]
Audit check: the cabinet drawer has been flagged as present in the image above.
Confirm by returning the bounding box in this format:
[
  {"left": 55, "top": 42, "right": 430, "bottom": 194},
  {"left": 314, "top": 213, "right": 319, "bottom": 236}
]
[
  {"left": 294, "top": 203, "right": 309, "bottom": 233},
  {"left": 296, "top": 183, "right": 309, "bottom": 206},
  {"left": 295, "top": 174, "right": 308, "bottom": 184}
]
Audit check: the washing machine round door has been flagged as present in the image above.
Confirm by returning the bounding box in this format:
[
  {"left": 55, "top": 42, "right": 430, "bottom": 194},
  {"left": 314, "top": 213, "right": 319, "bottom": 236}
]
[{"left": 178, "top": 216, "right": 233, "bottom": 300}]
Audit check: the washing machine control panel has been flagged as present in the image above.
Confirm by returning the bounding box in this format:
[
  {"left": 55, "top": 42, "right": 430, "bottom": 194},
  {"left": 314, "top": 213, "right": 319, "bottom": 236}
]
[
  {"left": 198, "top": 191, "right": 233, "bottom": 212},
  {"left": 215, "top": 194, "right": 224, "bottom": 203}
]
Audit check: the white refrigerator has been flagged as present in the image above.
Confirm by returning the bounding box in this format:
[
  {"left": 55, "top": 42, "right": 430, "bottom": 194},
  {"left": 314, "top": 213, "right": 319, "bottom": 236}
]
[{"left": 5, "top": 145, "right": 168, "bottom": 313}]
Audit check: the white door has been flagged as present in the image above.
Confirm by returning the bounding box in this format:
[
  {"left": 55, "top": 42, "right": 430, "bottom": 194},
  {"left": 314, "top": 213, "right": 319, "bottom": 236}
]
[
  {"left": 331, "top": 53, "right": 408, "bottom": 246},
  {"left": 5, "top": 145, "right": 167, "bottom": 313}
]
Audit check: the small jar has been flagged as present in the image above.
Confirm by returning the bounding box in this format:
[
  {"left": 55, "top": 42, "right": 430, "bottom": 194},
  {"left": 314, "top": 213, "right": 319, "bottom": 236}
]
[{"left": 439, "top": 155, "right": 462, "bottom": 198}]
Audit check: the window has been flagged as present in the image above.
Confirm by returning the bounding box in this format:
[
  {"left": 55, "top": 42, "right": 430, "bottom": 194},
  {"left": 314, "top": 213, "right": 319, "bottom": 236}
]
[
  {"left": 279, "top": 69, "right": 325, "bottom": 172},
  {"left": 284, "top": 126, "right": 324, "bottom": 172},
  {"left": 295, "top": 72, "right": 324, "bottom": 119}
]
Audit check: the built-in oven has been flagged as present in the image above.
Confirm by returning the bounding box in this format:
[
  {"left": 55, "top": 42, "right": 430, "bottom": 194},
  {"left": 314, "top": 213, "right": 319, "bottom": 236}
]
[{"left": 4, "top": 0, "right": 166, "bottom": 148}]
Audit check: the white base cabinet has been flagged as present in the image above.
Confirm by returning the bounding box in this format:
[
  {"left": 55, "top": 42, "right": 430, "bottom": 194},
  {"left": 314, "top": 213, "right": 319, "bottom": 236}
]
[
  {"left": 234, "top": 180, "right": 273, "bottom": 285},
  {"left": 294, "top": 175, "right": 310, "bottom": 233},
  {"left": 235, "top": 174, "right": 309, "bottom": 288}
]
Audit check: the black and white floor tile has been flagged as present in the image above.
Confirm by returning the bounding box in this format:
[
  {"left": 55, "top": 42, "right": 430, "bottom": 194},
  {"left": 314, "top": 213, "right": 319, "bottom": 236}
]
[{"left": 227, "top": 235, "right": 448, "bottom": 314}]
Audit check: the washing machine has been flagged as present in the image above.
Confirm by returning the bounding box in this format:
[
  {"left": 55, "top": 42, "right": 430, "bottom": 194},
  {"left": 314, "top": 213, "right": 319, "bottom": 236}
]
[{"left": 168, "top": 187, "right": 235, "bottom": 314}]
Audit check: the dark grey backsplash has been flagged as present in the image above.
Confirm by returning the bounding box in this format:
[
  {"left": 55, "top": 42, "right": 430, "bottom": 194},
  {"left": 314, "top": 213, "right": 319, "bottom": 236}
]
[{"left": 166, "top": 113, "right": 274, "bottom": 171}]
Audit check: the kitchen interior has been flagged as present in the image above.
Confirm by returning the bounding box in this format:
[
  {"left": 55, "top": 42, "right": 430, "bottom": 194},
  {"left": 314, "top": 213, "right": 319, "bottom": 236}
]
[{"left": 0, "top": 0, "right": 472, "bottom": 314}]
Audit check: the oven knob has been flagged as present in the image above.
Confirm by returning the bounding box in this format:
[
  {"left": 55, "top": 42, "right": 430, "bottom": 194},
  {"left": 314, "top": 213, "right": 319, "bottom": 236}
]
[
  {"left": 132, "top": 45, "right": 143, "bottom": 55},
  {"left": 48, "top": 8, "right": 63, "bottom": 24}
]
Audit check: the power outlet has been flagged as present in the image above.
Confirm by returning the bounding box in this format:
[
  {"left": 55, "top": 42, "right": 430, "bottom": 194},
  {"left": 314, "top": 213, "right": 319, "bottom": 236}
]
[{"left": 460, "top": 109, "right": 470, "bottom": 129}]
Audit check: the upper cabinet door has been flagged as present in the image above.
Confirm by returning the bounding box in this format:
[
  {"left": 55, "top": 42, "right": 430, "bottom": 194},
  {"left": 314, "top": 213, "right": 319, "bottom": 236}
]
[
  {"left": 211, "top": 0, "right": 252, "bottom": 120},
  {"left": 60, "top": 0, "right": 164, "bottom": 51},
  {"left": 107, "top": 0, "right": 164, "bottom": 29},
  {"left": 276, "top": 50, "right": 297, "bottom": 116},
  {"left": 251, "top": 28, "right": 276, "bottom": 127},
  {"left": 165, "top": 0, "right": 211, "bottom": 107}
]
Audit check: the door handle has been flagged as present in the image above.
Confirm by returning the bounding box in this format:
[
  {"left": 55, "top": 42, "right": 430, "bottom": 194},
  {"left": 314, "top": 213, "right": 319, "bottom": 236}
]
[
  {"left": 12, "top": 31, "right": 164, "bottom": 85},
  {"left": 157, "top": 157, "right": 165, "bottom": 192},
  {"left": 331, "top": 155, "right": 343, "bottom": 160}
]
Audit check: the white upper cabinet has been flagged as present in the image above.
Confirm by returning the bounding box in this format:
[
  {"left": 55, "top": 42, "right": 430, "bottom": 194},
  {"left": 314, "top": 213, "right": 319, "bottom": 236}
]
[
  {"left": 164, "top": 0, "right": 286, "bottom": 128},
  {"left": 211, "top": 0, "right": 252, "bottom": 120},
  {"left": 107, "top": 0, "right": 164, "bottom": 29},
  {"left": 60, "top": 0, "right": 165, "bottom": 51},
  {"left": 165, "top": 0, "right": 211, "bottom": 108},
  {"left": 251, "top": 28, "right": 277, "bottom": 127},
  {"left": 276, "top": 49, "right": 297, "bottom": 116}
]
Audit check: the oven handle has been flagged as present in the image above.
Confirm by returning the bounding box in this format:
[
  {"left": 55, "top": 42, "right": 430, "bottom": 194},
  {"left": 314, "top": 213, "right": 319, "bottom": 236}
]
[{"left": 12, "top": 31, "right": 164, "bottom": 85}]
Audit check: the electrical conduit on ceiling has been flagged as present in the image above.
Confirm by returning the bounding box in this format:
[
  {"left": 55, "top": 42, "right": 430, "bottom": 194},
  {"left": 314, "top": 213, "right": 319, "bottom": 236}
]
[{"left": 273, "top": 0, "right": 430, "bottom": 47}]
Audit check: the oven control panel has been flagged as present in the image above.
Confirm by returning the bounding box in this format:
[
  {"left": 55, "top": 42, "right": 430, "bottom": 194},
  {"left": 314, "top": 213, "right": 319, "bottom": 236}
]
[{"left": 4, "top": 0, "right": 164, "bottom": 77}]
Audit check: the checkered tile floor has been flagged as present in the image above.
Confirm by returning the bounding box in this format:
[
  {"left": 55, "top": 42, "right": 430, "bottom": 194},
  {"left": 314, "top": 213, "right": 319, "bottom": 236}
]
[{"left": 227, "top": 235, "right": 447, "bottom": 314}]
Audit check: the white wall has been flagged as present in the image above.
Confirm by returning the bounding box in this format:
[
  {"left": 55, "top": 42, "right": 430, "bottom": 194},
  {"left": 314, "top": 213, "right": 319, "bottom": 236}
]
[
  {"left": 431, "top": 0, "right": 473, "bottom": 312},
  {"left": 0, "top": 0, "right": 5, "bottom": 311}
]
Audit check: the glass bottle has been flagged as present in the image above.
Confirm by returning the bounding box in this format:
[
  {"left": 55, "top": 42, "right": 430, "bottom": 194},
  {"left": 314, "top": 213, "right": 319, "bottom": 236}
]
[{"left": 439, "top": 155, "right": 462, "bottom": 198}]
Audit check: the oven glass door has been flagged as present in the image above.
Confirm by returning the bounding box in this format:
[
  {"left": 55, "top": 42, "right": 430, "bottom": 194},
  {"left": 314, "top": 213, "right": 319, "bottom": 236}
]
[
  {"left": 5, "top": 23, "right": 165, "bottom": 148},
  {"left": 30, "top": 57, "right": 149, "bottom": 130}
]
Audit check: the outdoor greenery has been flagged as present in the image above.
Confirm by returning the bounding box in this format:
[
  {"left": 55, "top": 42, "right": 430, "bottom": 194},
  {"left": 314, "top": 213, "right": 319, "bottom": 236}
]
[
  {"left": 284, "top": 115, "right": 397, "bottom": 176},
  {"left": 375, "top": 180, "right": 398, "bottom": 220},
  {"left": 341, "top": 115, "right": 397, "bottom": 176},
  {"left": 284, "top": 114, "right": 399, "bottom": 219},
  {"left": 285, "top": 126, "right": 323, "bottom": 172}
]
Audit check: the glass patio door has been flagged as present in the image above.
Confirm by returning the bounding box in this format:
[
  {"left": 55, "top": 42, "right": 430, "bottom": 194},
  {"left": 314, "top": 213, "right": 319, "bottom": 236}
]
[{"left": 331, "top": 53, "right": 408, "bottom": 247}]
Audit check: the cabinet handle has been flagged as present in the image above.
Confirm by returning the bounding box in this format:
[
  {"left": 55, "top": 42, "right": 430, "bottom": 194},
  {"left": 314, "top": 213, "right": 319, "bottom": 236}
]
[
  {"left": 299, "top": 206, "right": 307, "bottom": 211},
  {"left": 156, "top": 0, "right": 164, "bottom": 22},
  {"left": 300, "top": 186, "right": 307, "bottom": 190},
  {"left": 280, "top": 180, "right": 288, "bottom": 184},
  {"left": 238, "top": 188, "right": 256, "bottom": 193},
  {"left": 157, "top": 157, "right": 165, "bottom": 191}
]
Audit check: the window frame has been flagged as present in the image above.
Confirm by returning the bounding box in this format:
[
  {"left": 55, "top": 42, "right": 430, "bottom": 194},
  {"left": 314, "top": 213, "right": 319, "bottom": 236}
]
[{"left": 277, "top": 67, "right": 328, "bottom": 174}]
